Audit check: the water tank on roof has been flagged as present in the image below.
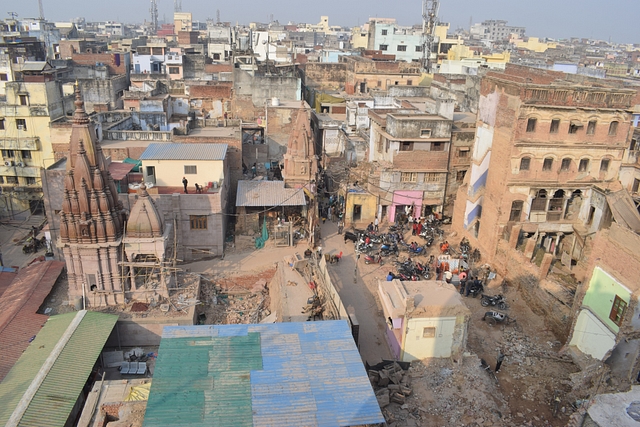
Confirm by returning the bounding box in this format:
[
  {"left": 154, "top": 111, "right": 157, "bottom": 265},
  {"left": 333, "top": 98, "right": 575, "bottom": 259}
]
[{"left": 271, "top": 97, "right": 280, "bottom": 106}]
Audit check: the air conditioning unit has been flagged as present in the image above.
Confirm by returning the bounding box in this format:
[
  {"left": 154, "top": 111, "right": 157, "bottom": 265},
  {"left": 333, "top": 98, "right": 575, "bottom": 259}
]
[
  {"left": 16, "top": 162, "right": 24, "bottom": 167},
  {"left": 4, "top": 161, "right": 14, "bottom": 166}
]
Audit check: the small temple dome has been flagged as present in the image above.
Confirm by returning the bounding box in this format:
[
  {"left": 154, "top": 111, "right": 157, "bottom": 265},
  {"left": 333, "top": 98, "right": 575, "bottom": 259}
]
[{"left": 126, "top": 184, "right": 164, "bottom": 238}]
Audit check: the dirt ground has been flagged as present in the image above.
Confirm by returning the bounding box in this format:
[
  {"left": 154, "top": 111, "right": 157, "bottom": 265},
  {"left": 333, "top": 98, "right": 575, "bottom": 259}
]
[{"left": 353, "top": 225, "right": 582, "bottom": 427}]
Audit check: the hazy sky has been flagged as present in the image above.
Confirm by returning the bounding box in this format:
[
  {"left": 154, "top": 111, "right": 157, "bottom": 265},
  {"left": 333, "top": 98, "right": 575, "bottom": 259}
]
[{"left": 1, "top": 0, "right": 637, "bottom": 44}]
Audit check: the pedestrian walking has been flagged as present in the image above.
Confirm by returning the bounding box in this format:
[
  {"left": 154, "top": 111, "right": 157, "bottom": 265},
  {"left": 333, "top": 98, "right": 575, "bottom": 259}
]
[
  {"left": 182, "top": 177, "right": 188, "bottom": 194},
  {"left": 495, "top": 350, "right": 505, "bottom": 373},
  {"left": 412, "top": 222, "right": 418, "bottom": 236},
  {"left": 374, "top": 217, "right": 379, "bottom": 232},
  {"left": 327, "top": 206, "right": 333, "bottom": 223},
  {"left": 338, "top": 220, "right": 344, "bottom": 235},
  {"left": 251, "top": 163, "right": 257, "bottom": 178}
]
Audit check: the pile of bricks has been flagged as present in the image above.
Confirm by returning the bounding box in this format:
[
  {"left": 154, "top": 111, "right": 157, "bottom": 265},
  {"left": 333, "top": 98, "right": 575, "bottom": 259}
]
[{"left": 369, "top": 362, "right": 412, "bottom": 407}]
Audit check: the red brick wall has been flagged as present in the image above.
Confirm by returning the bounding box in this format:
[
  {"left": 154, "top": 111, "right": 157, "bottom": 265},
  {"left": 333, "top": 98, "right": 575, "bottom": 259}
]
[
  {"left": 189, "top": 84, "right": 232, "bottom": 99},
  {"left": 72, "top": 52, "right": 129, "bottom": 76}
]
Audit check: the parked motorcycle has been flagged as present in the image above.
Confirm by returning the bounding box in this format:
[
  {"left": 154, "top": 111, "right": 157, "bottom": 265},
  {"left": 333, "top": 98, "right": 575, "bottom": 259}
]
[
  {"left": 364, "top": 253, "right": 383, "bottom": 265},
  {"left": 481, "top": 294, "right": 508, "bottom": 310},
  {"left": 465, "top": 280, "right": 484, "bottom": 297},
  {"left": 399, "top": 241, "right": 426, "bottom": 255},
  {"left": 380, "top": 243, "right": 399, "bottom": 256},
  {"left": 482, "top": 311, "right": 517, "bottom": 327}
]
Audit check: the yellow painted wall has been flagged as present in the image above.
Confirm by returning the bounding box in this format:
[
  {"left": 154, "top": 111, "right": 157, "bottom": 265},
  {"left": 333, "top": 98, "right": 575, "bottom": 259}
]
[
  {"left": 344, "top": 191, "right": 377, "bottom": 227},
  {"left": 514, "top": 37, "right": 557, "bottom": 53},
  {"left": 351, "top": 27, "right": 368, "bottom": 49},
  {"left": 142, "top": 159, "right": 225, "bottom": 188}
]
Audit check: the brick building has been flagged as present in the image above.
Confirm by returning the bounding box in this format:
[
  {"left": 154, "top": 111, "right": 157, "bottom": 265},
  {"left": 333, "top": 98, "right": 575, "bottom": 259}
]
[{"left": 452, "top": 64, "right": 637, "bottom": 267}]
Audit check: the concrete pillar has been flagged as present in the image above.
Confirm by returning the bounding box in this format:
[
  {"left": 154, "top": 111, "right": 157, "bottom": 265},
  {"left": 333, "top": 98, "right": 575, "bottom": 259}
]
[
  {"left": 539, "top": 253, "right": 554, "bottom": 279},
  {"left": 509, "top": 225, "right": 522, "bottom": 249}
]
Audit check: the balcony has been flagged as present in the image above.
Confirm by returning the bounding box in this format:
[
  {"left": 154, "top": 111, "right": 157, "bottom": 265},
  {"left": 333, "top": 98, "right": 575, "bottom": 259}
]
[
  {"left": 0, "top": 137, "right": 39, "bottom": 150},
  {"left": 0, "top": 164, "right": 41, "bottom": 177},
  {"left": 103, "top": 129, "right": 173, "bottom": 141}
]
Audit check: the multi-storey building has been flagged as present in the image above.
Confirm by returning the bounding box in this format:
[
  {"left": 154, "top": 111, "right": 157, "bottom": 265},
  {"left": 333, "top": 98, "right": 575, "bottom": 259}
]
[
  {"left": 366, "top": 20, "right": 424, "bottom": 63},
  {"left": 470, "top": 20, "right": 525, "bottom": 42},
  {"left": 0, "top": 62, "right": 73, "bottom": 216},
  {"left": 365, "top": 109, "right": 453, "bottom": 223},
  {"left": 452, "top": 64, "right": 637, "bottom": 265}
]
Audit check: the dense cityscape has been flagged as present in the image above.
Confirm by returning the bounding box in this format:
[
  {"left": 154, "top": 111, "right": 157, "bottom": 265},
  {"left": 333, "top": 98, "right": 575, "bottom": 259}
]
[{"left": 0, "top": 1, "right": 639, "bottom": 426}]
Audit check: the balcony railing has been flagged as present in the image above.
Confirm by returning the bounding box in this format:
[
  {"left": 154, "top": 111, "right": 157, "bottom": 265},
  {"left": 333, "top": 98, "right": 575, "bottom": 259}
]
[{"left": 103, "top": 130, "right": 173, "bottom": 141}]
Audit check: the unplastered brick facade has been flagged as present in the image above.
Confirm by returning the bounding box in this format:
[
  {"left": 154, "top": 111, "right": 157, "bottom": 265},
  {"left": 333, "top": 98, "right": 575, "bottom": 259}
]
[{"left": 452, "top": 64, "right": 636, "bottom": 266}]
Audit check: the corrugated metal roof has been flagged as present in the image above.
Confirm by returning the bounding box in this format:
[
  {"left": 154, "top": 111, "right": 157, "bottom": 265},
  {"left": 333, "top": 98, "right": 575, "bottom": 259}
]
[
  {"left": 236, "top": 180, "right": 307, "bottom": 207},
  {"left": 143, "top": 321, "right": 384, "bottom": 427},
  {"left": 0, "top": 261, "right": 65, "bottom": 382},
  {"left": 139, "top": 143, "right": 228, "bottom": 161},
  {"left": 0, "top": 310, "right": 118, "bottom": 427}
]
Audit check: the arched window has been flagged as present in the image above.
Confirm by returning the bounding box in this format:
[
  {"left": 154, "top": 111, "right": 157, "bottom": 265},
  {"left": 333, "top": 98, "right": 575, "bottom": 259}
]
[
  {"left": 609, "top": 121, "right": 619, "bottom": 136},
  {"left": 526, "top": 118, "right": 537, "bottom": 133},
  {"left": 542, "top": 157, "right": 553, "bottom": 171},
  {"left": 520, "top": 157, "right": 531, "bottom": 171},
  {"left": 560, "top": 158, "right": 572, "bottom": 171}
]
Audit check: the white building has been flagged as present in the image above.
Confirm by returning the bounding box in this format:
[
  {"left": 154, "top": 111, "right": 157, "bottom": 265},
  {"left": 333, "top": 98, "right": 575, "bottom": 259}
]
[{"left": 367, "top": 21, "right": 424, "bottom": 63}]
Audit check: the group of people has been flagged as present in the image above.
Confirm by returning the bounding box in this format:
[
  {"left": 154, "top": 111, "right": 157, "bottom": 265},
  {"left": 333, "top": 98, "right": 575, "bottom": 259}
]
[
  {"left": 366, "top": 217, "right": 380, "bottom": 233},
  {"left": 320, "top": 195, "right": 343, "bottom": 225},
  {"left": 182, "top": 177, "right": 204, "bottom": 194}
]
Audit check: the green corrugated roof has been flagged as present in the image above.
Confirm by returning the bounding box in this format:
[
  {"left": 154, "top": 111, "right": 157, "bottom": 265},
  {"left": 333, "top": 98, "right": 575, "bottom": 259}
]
[
  {"left": 144, "top": 332, "right": 262, "bottom": 427},
  {"left": 0, "top": 310, "right": 118, "bottom": 427}
]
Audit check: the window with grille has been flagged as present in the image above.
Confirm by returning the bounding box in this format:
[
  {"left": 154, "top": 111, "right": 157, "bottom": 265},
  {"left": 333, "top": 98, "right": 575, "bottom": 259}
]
[
  {"left": 26, "top": 177, "right": 36, "bottom": 185},
  {"left": 397, "top": 45, "right": 407, "bottom": 52},
  {"left": 379, "top": 45, "right": 388, "bottom": 51},
  {"left": 401, "top": 172, "right": 417, "bottom": 183},
  {"left": 609, "top": 295, "right": 627, "bottom": 326},
  {"left": 16, "top": 119, "right": 26, "bottom": 130},
  {"left": 422, "top": 327, "right": 436, "bottom": 338},
  {"left": 184, "top": 165, "right": 197, "bottom": 174},
  {"left": 424, "top": 173, "right": 440, "bottom": 182},
  {"left": 509, "top": 200, "right": 523, "bottom": 221},
  {"left": 5, "top": 176, "right": 17, "bottom": 184},
  {"left": 190, "top": 215, "right": 207, "bottom": 230},
  {"left": 561, "top": 158, "right": 571, "bottom": 171}
]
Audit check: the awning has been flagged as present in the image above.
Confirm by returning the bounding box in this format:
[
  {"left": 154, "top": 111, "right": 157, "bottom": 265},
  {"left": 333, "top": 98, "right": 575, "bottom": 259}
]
[
  {"left": 109, "top": 162, "right": 136, "bottom": 181},
  {"left": 570, "top": 120, "right": 584, "bottom": 127}
]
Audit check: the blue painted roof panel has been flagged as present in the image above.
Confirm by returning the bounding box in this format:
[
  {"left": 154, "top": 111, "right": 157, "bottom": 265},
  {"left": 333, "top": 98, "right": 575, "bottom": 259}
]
[{"left": 145, "top": 320, "right": 384, "bottom": 427}]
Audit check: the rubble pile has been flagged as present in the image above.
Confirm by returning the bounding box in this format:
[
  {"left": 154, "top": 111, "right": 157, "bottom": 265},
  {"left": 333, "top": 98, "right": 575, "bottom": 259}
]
[
  {"left": 502, "top": 330, "right": 572, "bottom": 379},
  {"left": 372, "top": 357, "right": 515, "bottom": 427},
  {"left": 199, "top": 277, "right": 270, "bottom": 325}
]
